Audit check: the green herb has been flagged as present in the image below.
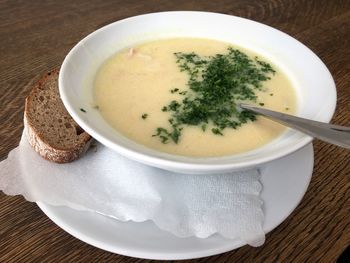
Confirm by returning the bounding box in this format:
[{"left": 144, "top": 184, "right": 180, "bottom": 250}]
[
  {"left": 170, "top": 88, "right": 179, "bottom": 93},
  {"left": 141, "top": 113, "right": 148, "bottom": 119},
  {"left": 153, "top": 47, "right": 276, "bottom": 144},
  {"left": 270, "top": 93, "right": 274, "bottom": 96},
  {"left": 285, "top": 107, "right": 289, "bottom": 111},
  {"left": 152, "top": 126, "right": 181, "bottom": 144},
  {"left": 80, "top": 108, "right": 86, "bottom": 113},
  {"left": 212, "top": 128, "right": 223, "bottom": 135},
  {"left": 259, "top": 103, "right": 265, "bottom": 106},
  {"left": 168, "top": 100, "right": 181, "bottom": 111},
  {"left": 255, "top": 57, "right": 276, "bottom": 73}
]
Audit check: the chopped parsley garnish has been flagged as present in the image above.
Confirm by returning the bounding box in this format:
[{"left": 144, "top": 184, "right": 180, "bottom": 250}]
[
  {"left": 152, "top": 127, "right": 181, "bottom": 144},
  {"left": 152, "top": 47, "right": 276, "bottom": 144},
  {"left": 259, "top": 103, "right": 265, "bottom": 106},
  {"left": 170, "top": 88, "right": 179, "bottom": 93},
  {"left": 141, "top": 113, "right": 148, "bottom": 119},
  {"left": 212, "top": 128, "right": 223, "bottom": 135},
  {"left": 80, "top": 108, "right": 86, "bottom": 113}
]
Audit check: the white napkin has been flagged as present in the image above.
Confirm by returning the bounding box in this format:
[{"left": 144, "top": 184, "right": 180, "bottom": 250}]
[{"left": 0, "top": 132, "right": 264, "bottom": 246}]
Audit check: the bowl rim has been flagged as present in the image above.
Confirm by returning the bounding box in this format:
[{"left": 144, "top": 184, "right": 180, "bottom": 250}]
[{"left": 59, "top": 11, "right": 337, "bottom": 173}]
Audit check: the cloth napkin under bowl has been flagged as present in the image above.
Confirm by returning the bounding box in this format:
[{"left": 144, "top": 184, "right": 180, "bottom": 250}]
[{"left": 0, "top": 131, "right": 264, "bottom": 246}]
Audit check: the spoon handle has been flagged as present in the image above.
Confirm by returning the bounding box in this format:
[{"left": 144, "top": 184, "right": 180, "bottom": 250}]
[{"left": 239, "top": 103, "right": 350, "bottom": 149}]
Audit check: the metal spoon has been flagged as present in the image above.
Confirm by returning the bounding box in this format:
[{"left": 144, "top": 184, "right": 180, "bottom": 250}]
[{"left": 239, "top": 103, "right": 350, "bottom": 149}]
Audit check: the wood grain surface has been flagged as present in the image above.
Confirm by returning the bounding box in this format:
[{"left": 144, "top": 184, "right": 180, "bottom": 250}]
[{"left": 0, "top": 0, "right": 349, "bottom": 262}]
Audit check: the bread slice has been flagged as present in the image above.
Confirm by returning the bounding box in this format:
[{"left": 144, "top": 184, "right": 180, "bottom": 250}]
[{"left": 24, "top": 69, "right": 92, "bottom": 163}]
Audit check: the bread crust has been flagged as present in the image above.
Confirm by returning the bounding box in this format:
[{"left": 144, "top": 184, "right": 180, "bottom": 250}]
[{"left": 24, "top": 69, "right": 93, "bottom": 163}]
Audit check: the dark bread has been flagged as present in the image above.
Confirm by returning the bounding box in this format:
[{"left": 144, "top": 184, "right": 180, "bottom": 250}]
[{"left": 24, "top": 69, "right": 92, "bottom": 163}]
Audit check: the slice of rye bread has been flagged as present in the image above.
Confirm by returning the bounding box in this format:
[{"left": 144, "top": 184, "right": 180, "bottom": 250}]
[{"left": 24, "top": 69, "right": 93, "bottom": 163}]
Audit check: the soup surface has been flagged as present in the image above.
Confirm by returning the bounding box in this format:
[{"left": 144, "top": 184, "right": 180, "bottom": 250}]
[{"left": 94, "top": 38, "right": 296, "bottom": 157}]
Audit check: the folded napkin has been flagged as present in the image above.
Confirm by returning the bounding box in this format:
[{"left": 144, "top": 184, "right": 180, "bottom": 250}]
[{"left": 0, "top": 131, "right": 264, "bottom": 246}]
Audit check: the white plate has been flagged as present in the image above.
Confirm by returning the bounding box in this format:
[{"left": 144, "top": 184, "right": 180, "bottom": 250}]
[{"left": 37, "top": 144, "right": 313, "bottom": 260}]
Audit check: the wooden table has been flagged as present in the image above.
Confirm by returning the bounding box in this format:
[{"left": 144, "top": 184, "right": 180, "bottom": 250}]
[{"left": 0, "top": 0, "right": 349, "bottom": 262}]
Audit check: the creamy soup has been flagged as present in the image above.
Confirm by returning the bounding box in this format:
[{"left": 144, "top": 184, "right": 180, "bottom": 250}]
[{"left": 94, "top": 38, "right": 296, "bottom": 157}]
